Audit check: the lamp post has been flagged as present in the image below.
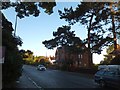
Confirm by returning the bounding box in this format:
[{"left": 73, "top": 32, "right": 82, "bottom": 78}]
[
  {"left": 14, "top": 15, "right": 18, "bottom": 36},
  {"left": 46, "top": 48, "right": 47, "bottom": 59}
]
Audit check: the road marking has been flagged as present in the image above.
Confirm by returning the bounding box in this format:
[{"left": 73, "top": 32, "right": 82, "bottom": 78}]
[
  {"left": 24, "top": 72, "right": 42, "bottom": 89},
  {"left": 27, "top": 77, "right": 42, "bottom": 89}
]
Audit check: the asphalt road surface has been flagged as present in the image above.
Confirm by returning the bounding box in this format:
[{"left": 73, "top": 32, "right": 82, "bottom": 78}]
[{"left": 18, "top": 65, "right": 101, "bottom": 89}]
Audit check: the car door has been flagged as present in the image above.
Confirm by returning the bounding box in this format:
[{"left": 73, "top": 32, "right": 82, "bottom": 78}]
[
  {"left": 103, "top": 70, "right": 119, "bottom": 87},
  {"left": 112, "top": 71, "right": 120, "bottom": 88},
  {"left": 104, "top": 71, "right": 120, "bottom": 87}
]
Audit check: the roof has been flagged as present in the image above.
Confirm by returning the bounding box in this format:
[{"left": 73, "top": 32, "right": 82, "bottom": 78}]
[
  {"left": 110, "top": 50, "right": 120, "bottom": 55},
  {"left": 110, "top": 44, "right": 120, "bottom": 55},
  {"left": 110, "top": 49, "right": 120, "bottom": 55}
]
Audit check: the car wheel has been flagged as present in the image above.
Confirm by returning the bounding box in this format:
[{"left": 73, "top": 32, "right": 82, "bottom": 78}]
[{"left": 99, "top": 80, "right": 106, "bottom": 88}]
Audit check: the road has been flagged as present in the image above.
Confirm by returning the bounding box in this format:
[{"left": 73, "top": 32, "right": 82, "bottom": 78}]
[{"left": 17, "top": 65, "right": 100, "bottom": 89}]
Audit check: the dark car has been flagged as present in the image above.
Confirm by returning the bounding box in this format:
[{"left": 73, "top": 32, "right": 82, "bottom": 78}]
[{"left": 94, "top": 69, "right": 120, "bottom": 89}]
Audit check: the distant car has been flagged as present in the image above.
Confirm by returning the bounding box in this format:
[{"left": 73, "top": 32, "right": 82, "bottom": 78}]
[
  {"left": 94, "top": 69, "right": 120, "bottom": 89},
  {"left": 36, "top": 65, "right": 46, "bottom": 71}
]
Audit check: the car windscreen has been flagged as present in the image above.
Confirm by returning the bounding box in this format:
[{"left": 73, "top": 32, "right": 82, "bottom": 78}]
[
  {"left": 96, "top": 70, "right": 105, "bottom": 75},
  {"left": 38, "top": 65, "right": 44, "bottom": 67}
]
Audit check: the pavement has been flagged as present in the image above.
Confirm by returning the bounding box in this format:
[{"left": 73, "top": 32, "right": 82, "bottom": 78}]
[{"left": 13, "top": 71, "right": 40, "bottom": 89}]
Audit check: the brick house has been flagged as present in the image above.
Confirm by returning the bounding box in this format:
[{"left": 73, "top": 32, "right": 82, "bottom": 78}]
[
  {"left": 55, "top": 45, "right": 92, "bottom": 69},
  {"left": 110, "top": 45, "right": 120, "bottom": 55}
]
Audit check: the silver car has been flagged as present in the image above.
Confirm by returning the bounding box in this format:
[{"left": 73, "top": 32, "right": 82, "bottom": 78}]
[
  {"left": 94, "top": 69, "right": 120, "bottom": 89},
  {"left": 37, "top": 65, "right": 46, "bottom": 71}
]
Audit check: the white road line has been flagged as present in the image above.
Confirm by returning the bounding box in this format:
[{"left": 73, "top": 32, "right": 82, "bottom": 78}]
[
  {"left": 27, "top": 77, "right": 42, "bottom": 89},
  {"left": 24, "top": 72, "right": 42, "bottom": 89}
]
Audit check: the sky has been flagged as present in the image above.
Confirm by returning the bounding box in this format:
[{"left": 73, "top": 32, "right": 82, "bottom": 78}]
[{"left": 2, "top": 2, "right": 107, "bottom": 64}]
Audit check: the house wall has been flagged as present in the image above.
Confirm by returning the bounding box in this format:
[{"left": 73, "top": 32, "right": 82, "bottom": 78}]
[{"left": 55, "top": 46, "right": 91, "bottom": 68}]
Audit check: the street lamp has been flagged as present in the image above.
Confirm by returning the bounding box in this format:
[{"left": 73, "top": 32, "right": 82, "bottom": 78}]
[{"left": 14, "top": 15, "right": 18, "bottom": 36}]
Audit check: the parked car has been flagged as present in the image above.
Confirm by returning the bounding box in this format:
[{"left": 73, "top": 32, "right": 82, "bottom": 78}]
[
  {"left": 94, "top": 65, "right": 120, "bottom": 89},
  {"left": 36, "top": 65, "right": 46, "bottom": 71}
]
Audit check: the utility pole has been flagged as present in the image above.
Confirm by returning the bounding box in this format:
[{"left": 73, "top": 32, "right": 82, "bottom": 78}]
[
  {"left": 14, "top": 15, "right": 17, "bottom": 36},
  {"left": 46, "top": 49, "right": 47, "bottom": 59}
]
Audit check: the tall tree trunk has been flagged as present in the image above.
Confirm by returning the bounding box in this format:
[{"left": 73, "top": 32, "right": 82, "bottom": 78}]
[
  {"left": 110, "top": 3, "right": 117, "bottom": 50},
  {"left": 87, "top": 14, "right": 93, "bottom": 68},
  {"left": 112, "top": 15, "right": 117, "bottom": 50}
]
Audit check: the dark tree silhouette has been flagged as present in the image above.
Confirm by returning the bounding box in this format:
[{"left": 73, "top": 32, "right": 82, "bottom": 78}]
[
  {"left": 2, "top": 1, "right": 56, "bottom": 19},
  {"left": 42, "top": 25, "right": 84, "bottom": 69},
  {"left": 99, "top": 2, "right": 120, "bottom": 50},
  {"left": 1, "top": 1, "right": 56, "bottom": 87},
  {"left": 42, "top": 25, "right": 83, "bottom": 51},
  {"left": 58, "top": 2, "right": 120, "bottom": 67},
  {"left": 2, "top": 13, "right": 23, "bottom": 88}
]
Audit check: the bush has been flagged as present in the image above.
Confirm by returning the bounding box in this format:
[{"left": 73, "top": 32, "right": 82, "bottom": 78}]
[
  {"left": 2, "top": 13, "right": 23, "bottom": 88},
  {"left": 60, "top": 64, "right": 69, "bottom": 71},
  {"left": 2, "top": 50, "right": 23, "bottom": 88}
]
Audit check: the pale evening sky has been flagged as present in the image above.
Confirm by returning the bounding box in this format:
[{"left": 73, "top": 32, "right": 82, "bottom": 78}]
[{"left": 2, "top": 2, "right": 107, "bottom": 64}]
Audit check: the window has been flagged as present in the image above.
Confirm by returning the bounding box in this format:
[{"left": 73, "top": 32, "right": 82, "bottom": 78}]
[
  {"left": 78, "top": 54, "right": 80, "bottom": 58},
  {"left": 81, "top": 55, "right": 83, "bottom": 59},
  {"left": 96, "top": 70, "right": 105, "bottom": 75},
  {"left": 78, "top": 54, "right": 82, "bottom": 59},
  {"left": 104, "top": 71, "right": 116, "bottom": 76},
  {"left": 79, "top": 62, "right": 81, "bottom": 64}
]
